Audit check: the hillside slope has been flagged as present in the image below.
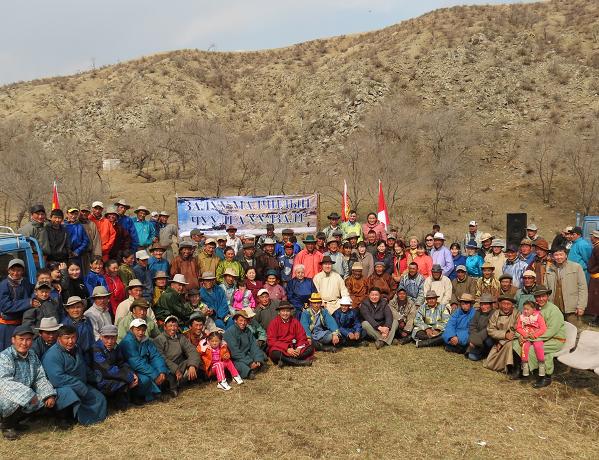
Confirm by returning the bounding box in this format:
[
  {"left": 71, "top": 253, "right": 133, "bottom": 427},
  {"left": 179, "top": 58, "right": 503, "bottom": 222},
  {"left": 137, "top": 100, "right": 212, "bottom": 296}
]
[{"left": 1, "top": 0, "right": 598, "bottom": 238}]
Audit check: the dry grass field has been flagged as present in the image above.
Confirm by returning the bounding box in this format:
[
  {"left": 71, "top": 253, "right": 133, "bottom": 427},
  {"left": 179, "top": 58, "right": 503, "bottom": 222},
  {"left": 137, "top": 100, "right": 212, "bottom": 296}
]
[{"left": 3, "top": 341, "right": 599, "bottom": 459}]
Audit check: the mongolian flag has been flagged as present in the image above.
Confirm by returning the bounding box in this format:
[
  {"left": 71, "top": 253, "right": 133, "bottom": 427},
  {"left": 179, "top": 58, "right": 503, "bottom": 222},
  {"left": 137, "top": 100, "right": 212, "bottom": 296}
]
[
  {"left": 377, "top": 179, "right": 389, "bottom": 230},
  {"left": 341, "top": 179, "right": 350, "bottom": 222},
  {"left": 51, "top": 180, "right": 60, "bottom": 211}
]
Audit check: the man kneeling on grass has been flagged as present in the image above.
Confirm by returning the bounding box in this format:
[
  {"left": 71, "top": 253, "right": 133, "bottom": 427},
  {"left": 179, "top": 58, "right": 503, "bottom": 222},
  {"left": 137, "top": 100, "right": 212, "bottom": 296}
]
[
  {"left": 412, "top": 290, "right": 451, "bottom": 348},
  {"left": 0, "top": 325, "right": 56, "bottom": 440},
  {"left": 300, "top": 293, "right": 342, "bottom": 353},
  {"left": 360, "top": 287, "right": 398, "bottom": 349},
  {"left": 332, "top": 296, "right": 367, "bottom": 347},
  {"left": 119, "top": 319, "right": 172, "bottom": 403},
  {"left": 442, "top": 293, "right": 476, "bottom": 354},
  {"left": 153, "top": 315, "right": 201, "bottom": 396},
  {"left": 223, "top": 309, "right": 266, "bottom": 379},
  {"left": 267, "top": 303, "right": 314, "bottom": 367}
]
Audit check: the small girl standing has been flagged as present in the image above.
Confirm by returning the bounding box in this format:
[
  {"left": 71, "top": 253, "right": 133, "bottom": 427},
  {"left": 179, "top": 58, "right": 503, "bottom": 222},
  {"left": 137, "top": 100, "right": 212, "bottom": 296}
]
[
  {"left": 516, "top": 301, "right": 547, "bottom": 377},
  {"left": 200, "top": 331, "right": 243, "bottom": 391},
  {"left": 233, "top": 280, "right": 255, "bottom": 310}
]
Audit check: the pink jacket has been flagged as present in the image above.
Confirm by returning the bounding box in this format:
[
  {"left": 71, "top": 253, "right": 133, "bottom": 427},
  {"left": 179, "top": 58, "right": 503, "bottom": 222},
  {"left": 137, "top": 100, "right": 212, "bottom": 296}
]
[
  {"left": 264, "top": 283, "right": 287, "bottom": 302},
  {"left": 516, "top": 312, "right": 547, "bottom": 339},
  {"left": 362, "top": 221, "right": 387, "bottom": 242},
  {"left": 232, "top": 289, "right": 256, "bottom": 310}
]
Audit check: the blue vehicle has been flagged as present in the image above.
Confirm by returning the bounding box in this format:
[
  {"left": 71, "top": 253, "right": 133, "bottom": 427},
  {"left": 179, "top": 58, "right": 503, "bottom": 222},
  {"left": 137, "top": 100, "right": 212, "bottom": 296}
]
[
  {"left": 575, "top": 214, "right": 599, "bottom": 242},
  {"left": 0, "top": 226, "right": 44, "bottom": 285}
]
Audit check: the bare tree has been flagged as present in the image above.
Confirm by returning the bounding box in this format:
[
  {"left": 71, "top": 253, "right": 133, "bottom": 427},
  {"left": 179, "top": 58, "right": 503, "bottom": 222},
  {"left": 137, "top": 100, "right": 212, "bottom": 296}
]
[
  {"left": 570, "top": 130, "right": 599, "bottom": 215},
  {"left": 522, "top": 127, "right": 564, "bottom": 205}
]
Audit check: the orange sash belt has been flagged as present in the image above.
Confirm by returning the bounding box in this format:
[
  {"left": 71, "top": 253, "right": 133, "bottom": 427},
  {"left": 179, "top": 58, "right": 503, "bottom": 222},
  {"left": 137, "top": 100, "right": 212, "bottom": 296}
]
[{"left": 0, "top": 317, "right": 22, "bottom": 326}]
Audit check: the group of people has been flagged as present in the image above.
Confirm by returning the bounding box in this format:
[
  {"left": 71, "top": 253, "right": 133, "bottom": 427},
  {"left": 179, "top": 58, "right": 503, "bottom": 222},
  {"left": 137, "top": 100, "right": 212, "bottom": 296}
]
[{"left": 1, "top": 204, "right": 597, "bottom": 440}]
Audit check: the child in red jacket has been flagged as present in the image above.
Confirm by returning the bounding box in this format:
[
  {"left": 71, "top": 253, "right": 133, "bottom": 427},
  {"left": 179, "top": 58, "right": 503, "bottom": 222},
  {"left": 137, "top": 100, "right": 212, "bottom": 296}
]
[{"left": 516, "top": 301, "right": 547, "bottom": 377}]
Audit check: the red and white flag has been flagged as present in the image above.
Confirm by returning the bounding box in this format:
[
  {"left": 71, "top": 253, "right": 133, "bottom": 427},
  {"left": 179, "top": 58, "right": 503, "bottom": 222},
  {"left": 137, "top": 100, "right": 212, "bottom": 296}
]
[
  {"left": 377, "top": 179, "right": 389, "bottom": 230},
  {"left": 341, "top": 179, "right": 350, "bottom": 222},
  {"left": 51, "top": 180, "right": 60, "bottom": 210}
]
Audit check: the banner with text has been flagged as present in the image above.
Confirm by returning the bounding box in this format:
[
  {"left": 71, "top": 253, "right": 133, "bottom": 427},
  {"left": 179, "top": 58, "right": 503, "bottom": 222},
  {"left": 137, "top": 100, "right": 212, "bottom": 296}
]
[{"left": 176, "top": 194, "right": 319, "bottom": 236}]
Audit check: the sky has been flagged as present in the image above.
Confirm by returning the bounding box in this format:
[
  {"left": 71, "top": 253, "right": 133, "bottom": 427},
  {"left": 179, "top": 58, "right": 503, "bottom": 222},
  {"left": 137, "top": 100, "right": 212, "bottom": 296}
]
[{"left": 0, "top": 0, "right": 533, "bottom": 85}]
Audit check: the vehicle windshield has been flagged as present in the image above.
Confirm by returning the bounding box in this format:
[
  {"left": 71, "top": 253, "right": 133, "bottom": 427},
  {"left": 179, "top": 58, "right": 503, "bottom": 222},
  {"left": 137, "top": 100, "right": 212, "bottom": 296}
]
[{"left": 0, "top": 249, "right": 29, "bottom": 282}]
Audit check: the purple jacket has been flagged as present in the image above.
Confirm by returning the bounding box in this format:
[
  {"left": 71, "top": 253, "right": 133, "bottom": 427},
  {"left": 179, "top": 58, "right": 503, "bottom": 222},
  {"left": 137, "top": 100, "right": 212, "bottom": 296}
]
[{"left": 430, "top": 246, "right": 454, "bottom": 277}]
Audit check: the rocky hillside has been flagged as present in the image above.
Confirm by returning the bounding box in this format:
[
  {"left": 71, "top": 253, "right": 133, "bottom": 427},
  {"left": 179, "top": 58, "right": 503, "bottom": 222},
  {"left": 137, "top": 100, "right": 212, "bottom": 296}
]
[{"left": 1, "top": 0, "right": 598, "bottom": 238}]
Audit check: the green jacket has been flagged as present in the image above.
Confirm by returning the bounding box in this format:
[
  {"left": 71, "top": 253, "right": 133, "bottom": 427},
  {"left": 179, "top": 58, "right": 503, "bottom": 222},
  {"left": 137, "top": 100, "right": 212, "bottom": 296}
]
[
  {"left": 538, "top": 301, "right": 566, "bottom": 341},
  {"left": 155, "top": 287, "right": 194, "bottom": 322},
  {"left": 117, "top": 313, "right": 160, "bottom": 342}
]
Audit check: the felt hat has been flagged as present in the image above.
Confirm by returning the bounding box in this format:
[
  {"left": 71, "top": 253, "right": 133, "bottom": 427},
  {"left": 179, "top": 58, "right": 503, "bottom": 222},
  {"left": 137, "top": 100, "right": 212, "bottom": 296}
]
[
  {"left": 65, "top": 296, "right": 84, "bottom": 307},
  {"left": 351, "top": 263, "right": 363, "bottom": 271},
  {"left": 308, "top": 293, "right": 323, "bottom": 303},
  {"left": 431, "top": 264, "right": 442, "bottom": 273},
  {"left": 455, "top": 265, "right": 467, "bottom": 272},
  {"left": 114, "top": 198, "right": 130, "bottom": 209},
  {"left": 425, "top": 290, "right": 439, "bottom": 299},
  {"left": 170, "top": 274, "right": 189, "bottom": 285},
  {"left": 159, "top": 210, "right": 170, "bottom": 217},
  {"left": 459, "top": 293, "right": 475, "bottom": 302},
  {"left": 478, "top": 293, "right": 496, "bottom": 304},
  {"left": 533, "top": 285, "right": 552, "bottom": 296},
  {"left": 134, "top": 205, "right": 149, "bottom": 214},
  {"left": 223, "top": 268, "right": 239, "bottom": 278},
  {"left": 327, "top": 212, "right": 341, "bottom": 220},
  {"left": 345, "top": 232, "right": 359, "bottom": 240},
  {"left": 91, "top": 286, "right": 111, "bottom": 298},
  {"left": 204, "top": 238, "right": 217, "bottom": 246},
  {"left": 262, "top": 238, "right": 276, "bottom": 245},
  {"left": 275, "top": 301, "right": 294, "bottom": 311},
  {"left": 104, "top": 206, "right": 119, "bottom": 217},
  {"left": 178, "top": 241, "right": 195, "bottom": 249},
  {"left": 332, "top": 229, "right": 343, "bottom": 237},
  {"left": 35, "top": 317, "right": 62, "bottom": 332},
  {"left": 326, "top": 236, "right": 338, "bottom": 245},
  {"left": 339, "top": 296, "right": 352, "bottom": 305},
  {"left": 491, "top": 239, "right": 506, "bottom": 248},
  {"left": 498, "top": 274, "right": 513, "bottom": 281},
  {"left": 533, "top": 239, "right": 549, "bottom": 251},
  {"left": 303, "top": 235, "right": 317, "bottom": 243},
  {"left": 153, "top": 271, "right": 169, "bottom": 280},
  {"left": 129, "top": 299, "right": 150, "bottom": 311},
  {"left": 128, "top": 279, "right": 144, "bottom": 288},
  {"left": 480, "top": 233, "right": 493, "bottom": 242},
  {"left": 520, "top": 238, "right": 533, "bottom": 246},
  {"left": 522, "top": 270, "right": 537, "bottom": 278},
  {"left": 201, "top": 271, "right": 216, "bottom": 280},
  {"left": 320, "top": 255, "right": 334, "bottom": 264},
  {"left": 242, "top": 243, "right": 255, "bottom": 250},
  {"left": 481, "top": 261, "right": 495, "bottom": 270}
]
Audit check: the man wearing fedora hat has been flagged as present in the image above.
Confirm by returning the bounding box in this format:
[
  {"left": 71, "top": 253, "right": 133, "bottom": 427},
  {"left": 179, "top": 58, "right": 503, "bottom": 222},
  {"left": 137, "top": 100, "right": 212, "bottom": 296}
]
[
  {"left": 199, "top": 272, "right": 230, "bottom": 329},
  {"left": 483, "top": 296, "right": 519, "bottom": 372},
  {"left": 133, "top": 205, "right": 155, "bottom": 249},
  {"left": 412, "top": 290, "right": 451, "bottom": 348},
  {"left": 430, "top": 233, "right": 454, "bottom": 278},
  {"left": 587, "top": 230, "right": 599, "bottom": 325},
  {"left": 0, "top": 325, "right": 56, "bottom": 439},
  {"left": 154, "top": 316, "right": 201, "bottom": 395},
  {"left": 512, "top": 285, "right": 566, "bottom": 388},
  {"left": 223, "top": 309, "right": 267, "bottom": 379},
  {"left": 117, "top": 298, "right": 160, "bottom": 341},
  {"left": 322, "top": 212, "right": 342, "bottom": 241},
  {"left": 114, "top": 279, "right": 157, "bottom": 326},
  {"left": 148, "top": 243, "right": 170, "bottom": 279},
  {"left": 62, "top": 296, "right": 95, "bottom": 359},
  {"left": 449, "top": 265, "right": 477, "bottom": 309},
  {"left": 91, "top": 325, "right": 137, "bottom": 410},
  {"left": 528, "top": 239, "right": 551, "bottom": 284},
  {"left": 266, "top": 302, "right": 314, "bottom": 367},
  {"left": 474, "top": 262, "right": 500, "bottom": 303},
  {"left": 31, "top": 317, "right": 62, "bottom": 359},
  {"left": 466, "top": 293, "right": 495, "bottom": 361},
  {"left": 113, "top": 198, "right": 139, "bottom": 252},
  {"left": 442, "top": 293, "right": 476, "bottom": 354},
  {"left": 170, "top": 241, "right": 200, "bottom": 291},
  {"left": 313, "top": 255, "right": 349, "bottom": 314},
  {"left": 84, "top": 286, "right": 113, "bottom": 340},
  {"left": 423, "top": 264, "right": 452, "bottom": 307},
  {"left": 256, "top": 238, "right": 280, "bottom": 281},
  {"left": 484, "top": 239, "right": 506, "bottom": 278},
  {"left": 293, "top": 235, "right": 324, "bottom": 279},
  {"left": 478, "top": 233, "right": 494, "bottom": 258},
  {"left": 155, "top": 274, "right": 194, "bottom": 323},
  {"left": 300, "top": 293, "right": 341, "bottom": 352},
  {"left": 544, "top": 247, "right": 587, "bottom": 324}
]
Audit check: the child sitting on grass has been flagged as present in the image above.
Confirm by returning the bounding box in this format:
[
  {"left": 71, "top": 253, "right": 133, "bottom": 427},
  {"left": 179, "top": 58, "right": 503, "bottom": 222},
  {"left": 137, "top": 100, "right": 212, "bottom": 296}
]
[
  {"left": 199, "top": 331, "right": 243, "bottom": 391},
  {"left": 516, "top": 301, "right": 547, "bottom": 377}
]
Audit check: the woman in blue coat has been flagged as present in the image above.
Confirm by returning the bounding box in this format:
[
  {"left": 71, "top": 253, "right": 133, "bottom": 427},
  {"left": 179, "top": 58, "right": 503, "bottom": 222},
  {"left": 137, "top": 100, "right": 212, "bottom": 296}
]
[
  {"left": 465, "top": 241, "right": 484, "bottom": 278},
  {"left": 119, "top": 320, "right": 170, "bottom": 402},
  {"left": 442, "top": 293, "right": 476, "bottom": 354},
  {"left": 285, "top": 265, "right": 317, "bottom": 317},
  {"left": 42, "top": 325, "right": 107, "bottom": 425}
]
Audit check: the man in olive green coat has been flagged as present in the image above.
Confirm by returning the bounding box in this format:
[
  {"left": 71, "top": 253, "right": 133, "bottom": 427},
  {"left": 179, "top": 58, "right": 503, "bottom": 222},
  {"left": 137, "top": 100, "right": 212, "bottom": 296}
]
[{"left": 154, "top": 274, "right": 194, "bottom": 323}]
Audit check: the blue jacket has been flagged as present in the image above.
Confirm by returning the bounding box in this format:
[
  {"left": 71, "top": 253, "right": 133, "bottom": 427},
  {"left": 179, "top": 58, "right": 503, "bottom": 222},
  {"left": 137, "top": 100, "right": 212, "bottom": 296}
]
[
  {"left": 118, "top": 215, "right": 139, "bottom": 251},
  {"left": 465, "top": 254, "right": 484, "bottom": 278},
  {"left": 448, "top": 255, "right": 467, "bottom": 280},
  {"left": 300, "top": 307, "right": 340, "bottom": 338},
  {"left": 0, "top": 278, "right": 34, "bottom": 350},
  {"left": 199, "top": 286, "right": 230, "bottom": 329},
  {"left": 277, "top": 254, "right": 295, "bottom": 283},
  {"left": 332, "top": 308, "right": 362, "bottom": 337},
  {"left": 83, "top": 271, "right": 108, "bottom": 299},
  {"left": 133, "top": 264, "right": 153, "bottom": 302},
  {"left": 442, "top": 306, "right": 476, "bottom": 346},
  {"left": 148, "top": 257, "right": 170, "bottom": 278},
  {"left": 42, "top": 343, "right": 107, "bottom": 424},
  {"left": 120, "top": 331, "right": 169, "bottom": 380},
  {"left": 65, "top": 222, "right": 90, "bottom": 257},
  {"left": 569, "top": 237, "right": 592, "bottom": 279},
  {"left": 286, "top": 278, "right": 316, "bottom": 311},
  {"left": 62, "top": 316, "right": 95, "bottom": 359},
  {"left": 275, "top": 242, "right": 301, "bottom": 257},
  {"left": 133, "top": 219, "right": 155, "bottom": 248}
]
